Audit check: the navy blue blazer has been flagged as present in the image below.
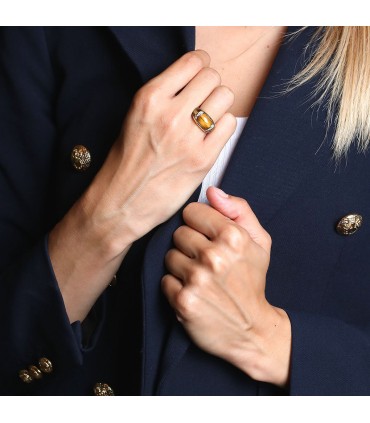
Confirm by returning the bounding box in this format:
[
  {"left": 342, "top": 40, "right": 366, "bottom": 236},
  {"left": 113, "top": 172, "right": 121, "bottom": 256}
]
[{"left": 1, "top": 26, "right": 370, "bottom": 395}]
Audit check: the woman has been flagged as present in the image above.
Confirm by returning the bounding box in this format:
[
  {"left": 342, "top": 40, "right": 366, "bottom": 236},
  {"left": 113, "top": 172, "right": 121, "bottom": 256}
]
[{"left": 1, "top": 26, "right": 370, "bottom": 395}]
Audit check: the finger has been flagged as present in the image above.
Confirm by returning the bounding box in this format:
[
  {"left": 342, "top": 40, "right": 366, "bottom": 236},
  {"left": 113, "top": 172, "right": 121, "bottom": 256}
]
[
  {"left": 182, "top": 202, "right": 231, "bottom": 240},
  {"left": 165, "top": 248, "right": 193, "bottom": 281},
  {"left": 161, "top": 274, "right": 183, "bottom": 310},
  {"left": 206, "top": 186, "right": 272, "bottom": 253},
  {"left": 182, "top": 85, "right": 235, "bottom": 142},
  {"left": 177, "top": 67, "right": 221, "bottom": 113},
  {"left": 202, "top": 112, "right": 237, "bottom": 159},
  {"left": 149, "top": 50, "right": 210, "bottom": 97},
  {"left": 198, "top": 85, "right": 235, "bottom": 123},
  {"left": 173, "top": 225, "right": 211, "bottom": 258}
]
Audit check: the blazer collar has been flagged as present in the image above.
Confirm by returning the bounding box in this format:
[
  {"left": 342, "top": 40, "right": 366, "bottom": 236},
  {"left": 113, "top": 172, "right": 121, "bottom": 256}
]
[
  {"left": 109, "top": 26, "right": 329, "bottom": 394},
  {"left": 109, "top": 26, "right": 195, "bottom": 83}
]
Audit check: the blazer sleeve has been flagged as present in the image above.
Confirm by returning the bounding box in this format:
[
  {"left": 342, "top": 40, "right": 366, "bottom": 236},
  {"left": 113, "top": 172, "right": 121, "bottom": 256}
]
[
  {"left": 286, "top": 309, "right": 370, "bottom": 395},
  {"left": 0, "top": 27, "right": 103, "bottom": 395}
]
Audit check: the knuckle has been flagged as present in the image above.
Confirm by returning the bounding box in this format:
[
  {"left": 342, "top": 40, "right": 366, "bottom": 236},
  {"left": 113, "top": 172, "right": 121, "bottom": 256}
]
[
  {"left": 218, "top": 85, "right": 235, "bottom": 102},
  {"left": 161, "top": 274, "right": 170, "bottom": 290},
  {"left": 220, "top": 224, "right": 244, "bottom": 249},
  {"left": 176, "top": 289, "right": 198, "bottom": 317},
  {"left": 203, "top": 67, "right": 221, "bottom": 85},
  {"left": 193, "top": 49, "right": 211, "bottom": 64},
  {"left": 237, "top": 197, "right": 249, "bottom": 208},
  {"left": 199, "top": 247, "right": 225, "bottom": 273},
  {"left": 164, "top": 248, "right": 176, "bottom": 265},
  {"left": 173, "top": 225, "right": 187, "bottom": 242},
  {"left": 183, "top": 202, "right": 199, "bottom": 221},
  {"left": 158, "top": 111, "right": 179, "bottom": 134},
  {"left": 184, "top": 50, "right": 205, "bottom": 70},
  {"left": 133, "top": 84, "right": 161, "bottom": 114},
  {"left": 264, "top": 231, "right": 272, "bottom": 248},
  {"left": 188, "top": 267, "right": 209, "bottom": 286}
]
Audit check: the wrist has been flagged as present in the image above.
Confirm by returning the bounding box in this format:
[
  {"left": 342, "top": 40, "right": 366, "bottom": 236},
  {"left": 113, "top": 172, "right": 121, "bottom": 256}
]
[
  {"left": 48, "top": 202, "right": 132, "bottom": 323},
  {"left": 231, "top": 303, "right": 292, "bottom": 387},
  {"left": 76, "top": 183, "right": 136, "bottom": 259}
]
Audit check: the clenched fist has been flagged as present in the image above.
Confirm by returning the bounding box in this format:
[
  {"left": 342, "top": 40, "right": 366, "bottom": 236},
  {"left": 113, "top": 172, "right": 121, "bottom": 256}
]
[{"left": 162, "top": 186, "right": 292, "bottom": 387}]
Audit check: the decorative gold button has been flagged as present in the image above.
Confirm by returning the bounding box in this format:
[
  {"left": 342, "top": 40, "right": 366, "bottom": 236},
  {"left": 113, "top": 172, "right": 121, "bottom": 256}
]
[
  {"left": 93, "top": 383, "right": 115, "bottom": 396},
  {"left": 19, "top": 369, "right": 33, "bottom": 383},
  {"left": 28, "top": 365, "right": 43, "bottom": 380},
  {"left": 71, "top": 145, "right": 91, "bottom": 171},
  {"left": 336, "top": 213, "right": 363, "bottom": 235},
  {"left": 38, "top": 357, "right": 53, "bottom": 374}
]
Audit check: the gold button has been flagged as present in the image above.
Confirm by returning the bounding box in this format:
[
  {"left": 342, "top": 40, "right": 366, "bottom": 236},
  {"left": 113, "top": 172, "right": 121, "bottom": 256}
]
[
  {"left": 93, "top": 383, "right": 115, "bottom": 396},
  {"left": 38, "top": 357, "right": 53, "bottom": 374},
  {"left": 28, "top": 365, "right": 43, "bottom": 380},
  {"left": 336, "top": 213, "right": 363, "bottom": 235},
  {"left": 71, "top": 145, "right": 91, "bottom": 171},
  {"left": 19, "top": 369, "right": 33, "bottom": 383}
]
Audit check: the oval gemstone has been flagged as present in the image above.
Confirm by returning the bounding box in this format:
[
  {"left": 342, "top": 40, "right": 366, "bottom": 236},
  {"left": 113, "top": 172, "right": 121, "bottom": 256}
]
[{"left": 197, "top": 112, "right": 213, "bottom": 131}]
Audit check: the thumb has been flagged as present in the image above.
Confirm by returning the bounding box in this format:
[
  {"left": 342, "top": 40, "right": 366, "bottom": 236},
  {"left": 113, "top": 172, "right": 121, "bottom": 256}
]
[{"left": 206, "top": 186, "right": 271, "bottom": 253}]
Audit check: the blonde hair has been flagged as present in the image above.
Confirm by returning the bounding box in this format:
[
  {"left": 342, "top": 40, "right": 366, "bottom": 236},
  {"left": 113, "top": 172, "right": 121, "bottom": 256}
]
[{"left": 287, "top": 26, "right": 370, "bottom": 161}]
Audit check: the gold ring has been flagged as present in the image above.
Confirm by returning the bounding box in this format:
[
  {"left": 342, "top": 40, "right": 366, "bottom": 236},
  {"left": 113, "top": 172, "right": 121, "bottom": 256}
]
[{"left": 192, "top": 108, "right": 215, "bottom": 134}]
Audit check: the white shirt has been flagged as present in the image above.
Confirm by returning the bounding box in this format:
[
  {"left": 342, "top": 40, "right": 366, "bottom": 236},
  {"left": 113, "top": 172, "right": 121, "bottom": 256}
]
[{"left": 198, "top": 117, "right": 248, "bottom": 203}]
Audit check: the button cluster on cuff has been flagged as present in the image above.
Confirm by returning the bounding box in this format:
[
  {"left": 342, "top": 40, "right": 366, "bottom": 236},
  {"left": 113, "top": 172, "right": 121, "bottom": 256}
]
[
  {"left": 19, "top": 357, "right": 53, "bottom": 384},
  {"left": 94, "top": 382, "right": 114, "bottom": 396}
]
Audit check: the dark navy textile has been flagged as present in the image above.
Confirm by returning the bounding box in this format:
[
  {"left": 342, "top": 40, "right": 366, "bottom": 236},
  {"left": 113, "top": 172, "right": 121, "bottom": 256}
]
[{"left": 1, "top": 27, "right": 370, "bottom": 395}]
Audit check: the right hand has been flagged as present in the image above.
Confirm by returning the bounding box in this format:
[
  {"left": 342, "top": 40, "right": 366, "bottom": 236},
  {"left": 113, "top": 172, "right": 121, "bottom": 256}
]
[
  {"left": 84, "top": 49, "right": 237, "bottom": 248},
  {"left": 49, "top": 50, "right": 236, "bottom": 322}
]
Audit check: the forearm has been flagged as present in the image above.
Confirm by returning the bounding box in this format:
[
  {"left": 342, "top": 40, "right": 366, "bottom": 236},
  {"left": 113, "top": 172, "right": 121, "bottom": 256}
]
[{"left": 48, "top": 193, "right": 133, "bottom": 324}]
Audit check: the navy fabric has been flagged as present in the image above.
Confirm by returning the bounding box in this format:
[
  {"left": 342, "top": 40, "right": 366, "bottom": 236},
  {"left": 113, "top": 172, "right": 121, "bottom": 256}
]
[{"left": 1, "top": 26, "right": 370, "bottom": 396}]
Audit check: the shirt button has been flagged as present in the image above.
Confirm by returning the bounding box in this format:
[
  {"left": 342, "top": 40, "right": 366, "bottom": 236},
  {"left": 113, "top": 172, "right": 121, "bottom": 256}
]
[
  {"left": 336, "top": 213, "right": 363, "bottom": 235},
  {"left": 71, "top": 145, "right": 91, "bottom": 171},
  {"left": 93, "top": 383, "right": 115, "bottom": 396}
]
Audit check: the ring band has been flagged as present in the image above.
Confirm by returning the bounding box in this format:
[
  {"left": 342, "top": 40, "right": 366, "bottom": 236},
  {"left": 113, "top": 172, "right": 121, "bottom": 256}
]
[{"left": 192, "top": 108, "right": 215, "bottom": 134}]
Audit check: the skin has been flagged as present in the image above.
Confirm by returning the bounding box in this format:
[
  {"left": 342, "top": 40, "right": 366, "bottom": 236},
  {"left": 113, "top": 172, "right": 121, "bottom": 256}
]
[
  {"left": 162, "top": 186, "right": 291, "bottom": 387},
  {"left": 49, "top": 49, "right": 236, "bottom": 323},
  {"left": 48, "top": 27, "right": 291, "bottom": 387},
  {"left": 195, "top": 26, "right": 287, "bottom": 117}
]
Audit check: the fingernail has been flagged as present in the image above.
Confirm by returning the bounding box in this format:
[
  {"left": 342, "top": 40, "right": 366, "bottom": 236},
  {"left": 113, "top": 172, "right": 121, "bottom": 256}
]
[{"left": 213, "top": 187, "right": 229, "bottom": 198}]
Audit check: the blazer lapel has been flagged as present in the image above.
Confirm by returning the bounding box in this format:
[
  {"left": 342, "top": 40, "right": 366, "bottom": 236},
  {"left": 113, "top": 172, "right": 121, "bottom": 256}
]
[
  {"left": 109, "top": 26, "right": 330, "bottom": 394},
  {"left": 219, "top": 26, "right": 329, "bottom": 227},
  {"left": 109, "top": 26, "right": 194, "bottom": 83},
  {"left": 154, "top": 26, "right": 333, "bottom": 395}
]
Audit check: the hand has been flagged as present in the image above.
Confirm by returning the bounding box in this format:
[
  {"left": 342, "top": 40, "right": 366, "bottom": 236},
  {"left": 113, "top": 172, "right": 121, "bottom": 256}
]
[
  {"left": 162, "top": 186, "right": 292, "bottom": 387},
  {"left": 49, "top": 51, "right": 236, "bottom": 323},
  {"left": 79, "top": 49, "right": 237, "bottom": 250}
]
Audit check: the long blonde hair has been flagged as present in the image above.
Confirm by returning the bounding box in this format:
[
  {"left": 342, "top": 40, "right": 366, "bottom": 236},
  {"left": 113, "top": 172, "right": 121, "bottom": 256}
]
[{"left": 287, "top": 26, "right": 370, "bottom": 160}]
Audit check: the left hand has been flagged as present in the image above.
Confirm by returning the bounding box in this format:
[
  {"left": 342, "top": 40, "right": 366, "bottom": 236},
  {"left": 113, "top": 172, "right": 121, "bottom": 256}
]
[{"left": 162, "top": 186, "right": 291, "bottom": 387}]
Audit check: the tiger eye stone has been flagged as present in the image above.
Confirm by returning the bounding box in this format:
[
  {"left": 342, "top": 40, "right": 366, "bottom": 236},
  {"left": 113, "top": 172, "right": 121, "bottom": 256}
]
[
  {"left": 192, "top": 108, "right": 215, "bottom": 133},
  {"left": 197, "top": 112, "right": 213, "bottom": 131}
]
